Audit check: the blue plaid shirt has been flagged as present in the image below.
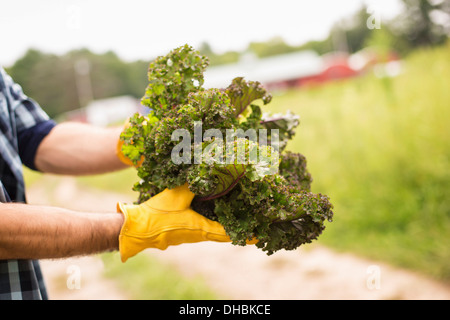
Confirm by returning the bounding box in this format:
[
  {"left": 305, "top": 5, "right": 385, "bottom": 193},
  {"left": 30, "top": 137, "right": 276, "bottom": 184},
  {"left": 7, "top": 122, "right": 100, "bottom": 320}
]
[{"left": 0, "top": 66, "right": 56, "bottom": 300}]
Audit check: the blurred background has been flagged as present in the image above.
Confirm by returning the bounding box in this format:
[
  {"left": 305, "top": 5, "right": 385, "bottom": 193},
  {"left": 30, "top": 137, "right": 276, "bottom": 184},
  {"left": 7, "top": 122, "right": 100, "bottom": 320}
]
[{"left": 2, "top": 0, "right": 449, "bottom": 299}]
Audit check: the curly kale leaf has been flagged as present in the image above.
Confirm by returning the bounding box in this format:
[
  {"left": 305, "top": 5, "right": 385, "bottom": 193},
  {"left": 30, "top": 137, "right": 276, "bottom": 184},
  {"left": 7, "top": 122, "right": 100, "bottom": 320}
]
[
  {"left": 193, "top": 162, "right": 247, "bottom": 201},
  {"left": 119, "top": 114, "right": 153, "bottom": 165},
  {"left": 187, "top": 138, "right": 278, "bottom": 200},
  {"left": 225, "top": 77, "right": 272, "bottom": 117},
  {"left": 211, "top": 175, "right": 334, "bottom": 254},
  {"left": 260, "top": 110, "right": 300, "bottom": 152},
  {"left": 141, "top": 44, "right": 209, "bottom": 118},
  {"left": 279, "top": 151, "right": 313, "bottom": 192}
]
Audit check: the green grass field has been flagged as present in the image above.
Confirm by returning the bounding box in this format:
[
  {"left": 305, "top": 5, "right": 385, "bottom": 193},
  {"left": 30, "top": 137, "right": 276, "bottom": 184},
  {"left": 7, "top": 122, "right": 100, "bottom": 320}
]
[{"left": 264, "top": 43, "right": 450, "bottom": 280}]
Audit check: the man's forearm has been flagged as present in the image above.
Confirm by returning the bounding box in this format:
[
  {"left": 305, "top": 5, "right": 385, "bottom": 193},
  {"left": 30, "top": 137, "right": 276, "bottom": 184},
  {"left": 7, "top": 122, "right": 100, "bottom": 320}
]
[
  {"left": 0, "top": 203, "right": 123, "bottom": 260},
  {"left": 35, "top": 122, "right": 128, "bottom": 175}
]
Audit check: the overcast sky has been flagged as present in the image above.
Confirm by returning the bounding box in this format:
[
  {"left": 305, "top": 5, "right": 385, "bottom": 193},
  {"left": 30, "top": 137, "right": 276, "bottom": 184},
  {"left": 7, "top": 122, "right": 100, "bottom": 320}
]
[{"left": 0, "top": 0, "right": 403, "bottom": 67}]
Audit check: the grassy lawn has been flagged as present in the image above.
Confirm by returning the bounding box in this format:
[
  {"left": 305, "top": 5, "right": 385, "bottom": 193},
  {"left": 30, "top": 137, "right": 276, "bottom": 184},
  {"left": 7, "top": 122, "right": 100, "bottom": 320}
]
[{"left": 264, "top": 43, "right": 450, "bottom": 280}]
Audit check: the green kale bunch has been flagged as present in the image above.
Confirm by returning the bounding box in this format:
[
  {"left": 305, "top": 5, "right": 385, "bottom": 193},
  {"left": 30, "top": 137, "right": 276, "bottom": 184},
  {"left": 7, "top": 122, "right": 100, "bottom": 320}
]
[{"left": 120, "top": 44, "right": 333, "bottom": 255}]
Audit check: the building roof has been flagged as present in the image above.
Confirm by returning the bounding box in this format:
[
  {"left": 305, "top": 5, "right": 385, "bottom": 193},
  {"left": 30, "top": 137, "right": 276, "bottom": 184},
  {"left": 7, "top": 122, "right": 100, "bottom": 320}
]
[
  {"left": 203, "top": 50, "right": 324, "bottom": 88},
  {"left": 85, "top": 95, "right": 141, "bottom": 126}
]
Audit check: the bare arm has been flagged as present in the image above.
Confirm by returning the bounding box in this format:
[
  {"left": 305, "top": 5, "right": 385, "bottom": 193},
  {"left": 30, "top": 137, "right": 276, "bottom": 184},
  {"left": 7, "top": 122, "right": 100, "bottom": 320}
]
[
  {"left": 0, "top": 202, "right": 123, "bottom": 260},
  {"left": 0, "top": 122, "right": 128, "bottom": 260},
  {"left": 34, "top": 122, "right": 128, "bottom": 175}
]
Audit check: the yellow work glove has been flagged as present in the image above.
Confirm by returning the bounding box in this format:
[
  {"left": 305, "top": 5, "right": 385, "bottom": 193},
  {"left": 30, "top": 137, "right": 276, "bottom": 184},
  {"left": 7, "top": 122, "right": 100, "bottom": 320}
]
[
  {"left": 117, "top": 184, "right": 233, "bottom": 262},
  {"left": 116, "top": 138, "right": 144, "bottom": 167},
  {"left": 116, "top": 119, "right": 144, "bottom": 167}
]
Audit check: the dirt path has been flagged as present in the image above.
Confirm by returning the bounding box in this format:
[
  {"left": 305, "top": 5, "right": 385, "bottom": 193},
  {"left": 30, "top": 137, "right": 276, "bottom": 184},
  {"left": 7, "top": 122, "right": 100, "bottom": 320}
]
[
  {"left": 26, "top": 175, "right": 450, "bottom": 300},
  {"left": 148, "top": 242, "right": 450, "bottom": 300}
]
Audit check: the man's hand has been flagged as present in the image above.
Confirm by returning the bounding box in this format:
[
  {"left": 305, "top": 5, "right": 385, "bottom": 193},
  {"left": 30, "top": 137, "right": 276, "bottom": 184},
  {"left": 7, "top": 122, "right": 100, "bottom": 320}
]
[{"left": 117, "top": 184, "right": 232, "bottom": 262}]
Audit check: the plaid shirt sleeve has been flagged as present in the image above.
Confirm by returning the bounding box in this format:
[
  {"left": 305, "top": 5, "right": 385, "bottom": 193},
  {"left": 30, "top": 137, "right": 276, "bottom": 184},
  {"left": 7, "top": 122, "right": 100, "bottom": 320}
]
[
  {"left": 0, "top": 66, "right": 52, "bottom": 300},
  {"left": 7, "top": 71, "right": 53, "bottom": 132},
  {"left": 0, "top": 67, "right": 56, "bottom": 198}
]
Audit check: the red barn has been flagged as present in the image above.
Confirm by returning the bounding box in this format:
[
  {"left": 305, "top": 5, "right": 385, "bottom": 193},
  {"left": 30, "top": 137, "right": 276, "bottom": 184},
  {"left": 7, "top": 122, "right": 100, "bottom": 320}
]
[{"left": 204, "top": 50, "right": 360, "bottom": 91}]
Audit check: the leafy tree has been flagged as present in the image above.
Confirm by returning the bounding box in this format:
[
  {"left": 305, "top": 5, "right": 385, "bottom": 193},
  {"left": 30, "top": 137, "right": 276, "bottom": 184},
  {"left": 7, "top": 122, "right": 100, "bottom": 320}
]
[
  {"left": 247, "top": 37, "right": 299, "bottom": 58},
  {"left": 393, "top": 0, "right": 450, "bottom": 47},
  {"left": 6, "top": 48, "right": 149, "bottom": 118},
  {"left": 7, "top": 49, "right": 78, "bottom": 117},
  {"left": 364, "top": 24, "right": 412, "bottom": 57},
  {"left": 198, "top": 42, "right": 240, "bottom": 66}
]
